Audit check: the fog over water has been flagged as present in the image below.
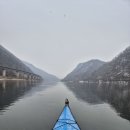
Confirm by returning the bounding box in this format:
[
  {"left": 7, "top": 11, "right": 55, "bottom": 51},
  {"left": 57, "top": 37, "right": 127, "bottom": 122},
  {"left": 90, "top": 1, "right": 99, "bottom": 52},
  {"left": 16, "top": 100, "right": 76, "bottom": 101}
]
[{"left": 0, "top": 0, "right": 130, "bottom": 78}]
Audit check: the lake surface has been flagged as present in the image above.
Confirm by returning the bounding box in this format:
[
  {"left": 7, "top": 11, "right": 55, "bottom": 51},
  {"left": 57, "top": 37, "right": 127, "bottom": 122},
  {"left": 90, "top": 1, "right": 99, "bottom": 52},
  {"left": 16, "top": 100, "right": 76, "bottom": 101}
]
[{"left": 0, "top": 81, "right": 130, "bottom": 130}]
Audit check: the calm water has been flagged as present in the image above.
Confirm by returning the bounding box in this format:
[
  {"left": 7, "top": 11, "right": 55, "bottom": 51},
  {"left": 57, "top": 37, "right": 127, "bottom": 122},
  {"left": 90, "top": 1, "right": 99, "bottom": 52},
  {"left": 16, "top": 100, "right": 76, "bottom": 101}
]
[{"left": 0, "top": 81, "right": 130, "bottom": 130}]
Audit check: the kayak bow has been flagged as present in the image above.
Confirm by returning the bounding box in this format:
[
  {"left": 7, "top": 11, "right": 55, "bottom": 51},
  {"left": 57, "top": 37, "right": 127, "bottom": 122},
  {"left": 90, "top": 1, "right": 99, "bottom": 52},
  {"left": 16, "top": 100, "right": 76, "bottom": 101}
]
[{"left": 53, "top": 99, "right": 80, "bottom": 130}]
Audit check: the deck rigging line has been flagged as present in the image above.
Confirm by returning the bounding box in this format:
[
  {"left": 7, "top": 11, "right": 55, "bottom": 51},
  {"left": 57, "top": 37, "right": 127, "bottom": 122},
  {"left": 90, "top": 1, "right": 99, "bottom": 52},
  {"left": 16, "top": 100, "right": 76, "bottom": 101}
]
[{"left": 53, "top": 105, "right": 80, "bottom": 130}]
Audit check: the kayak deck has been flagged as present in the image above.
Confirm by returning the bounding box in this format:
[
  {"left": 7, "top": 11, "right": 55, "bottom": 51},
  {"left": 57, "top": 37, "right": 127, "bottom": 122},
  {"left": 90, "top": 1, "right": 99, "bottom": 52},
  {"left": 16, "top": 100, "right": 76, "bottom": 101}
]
[{"left": 53, "top": 99, "right": 80, "bottom": 130}]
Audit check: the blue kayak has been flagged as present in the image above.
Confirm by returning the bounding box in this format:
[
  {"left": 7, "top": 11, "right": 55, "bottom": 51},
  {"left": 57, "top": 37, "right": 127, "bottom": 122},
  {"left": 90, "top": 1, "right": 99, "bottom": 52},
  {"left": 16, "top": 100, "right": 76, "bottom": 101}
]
[{"left": 53, "top": 99, "right": 80, "bottom": 130}]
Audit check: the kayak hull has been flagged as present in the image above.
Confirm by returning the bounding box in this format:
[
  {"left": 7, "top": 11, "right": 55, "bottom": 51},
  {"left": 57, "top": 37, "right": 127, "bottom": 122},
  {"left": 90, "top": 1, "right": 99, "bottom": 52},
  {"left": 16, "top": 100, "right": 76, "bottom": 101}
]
[{"left": 53, "top": 102, "right": 80, "bottom": 130}]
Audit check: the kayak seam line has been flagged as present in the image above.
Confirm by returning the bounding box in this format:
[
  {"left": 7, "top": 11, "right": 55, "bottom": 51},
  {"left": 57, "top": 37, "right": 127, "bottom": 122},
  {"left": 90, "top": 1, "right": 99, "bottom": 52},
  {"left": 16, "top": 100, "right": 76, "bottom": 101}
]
[
  {"left": 53, "top": 123, "right": 67, "bottom": 129},
  {"left": 54, "top": 122, "right": 80, "bottom": 130}
]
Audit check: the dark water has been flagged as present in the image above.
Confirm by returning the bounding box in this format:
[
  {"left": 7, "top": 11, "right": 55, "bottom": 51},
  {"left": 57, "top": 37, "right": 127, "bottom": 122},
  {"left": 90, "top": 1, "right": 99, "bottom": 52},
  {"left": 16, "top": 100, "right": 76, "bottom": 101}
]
[{"left": 0, "top": 81, "right": 130, "bottom": 130}]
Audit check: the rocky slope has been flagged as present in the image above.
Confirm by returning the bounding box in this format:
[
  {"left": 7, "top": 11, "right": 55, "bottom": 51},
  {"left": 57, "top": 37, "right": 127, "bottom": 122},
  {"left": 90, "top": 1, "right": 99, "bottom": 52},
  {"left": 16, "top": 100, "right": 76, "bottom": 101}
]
[
  {"left": 63, "top": 46, "right": 130, "bottom": 82},
  {"left": 0, "top": 45, "right": 32, "bottom": 73},
  {"left": 24, "top": 62, "right": 59, "bottom": 83},
  {"left": 90, "top": 46, "right": 130, "bottom": 81},
  {"left": 63, "top": 59, "right": 105, "bottom": 82}
]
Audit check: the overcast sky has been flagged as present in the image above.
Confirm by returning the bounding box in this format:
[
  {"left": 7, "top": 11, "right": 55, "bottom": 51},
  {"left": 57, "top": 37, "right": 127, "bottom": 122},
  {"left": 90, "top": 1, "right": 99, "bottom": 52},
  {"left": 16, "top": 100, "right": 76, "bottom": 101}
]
[{"left": 0, "top": 0, "right": 130, "bottom": 78}]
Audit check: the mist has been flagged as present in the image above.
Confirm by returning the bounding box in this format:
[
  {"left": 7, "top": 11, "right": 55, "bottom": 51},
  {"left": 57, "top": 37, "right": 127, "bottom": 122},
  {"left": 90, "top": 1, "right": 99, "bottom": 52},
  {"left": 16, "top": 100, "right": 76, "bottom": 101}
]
[{"left": 0, "top": 0, "right": 130, "bottom": 78}]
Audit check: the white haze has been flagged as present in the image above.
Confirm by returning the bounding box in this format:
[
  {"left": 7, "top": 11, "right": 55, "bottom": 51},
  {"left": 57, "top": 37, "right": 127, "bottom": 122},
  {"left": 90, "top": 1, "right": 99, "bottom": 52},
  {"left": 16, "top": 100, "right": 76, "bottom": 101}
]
[{"left": 0, "top": 0, "right": 130, "bottom": 78}]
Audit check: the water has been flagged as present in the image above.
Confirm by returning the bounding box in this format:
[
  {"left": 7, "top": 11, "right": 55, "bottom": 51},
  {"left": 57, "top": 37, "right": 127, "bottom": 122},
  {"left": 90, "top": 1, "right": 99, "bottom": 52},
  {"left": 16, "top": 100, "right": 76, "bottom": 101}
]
[{"left": 0, "top": 81, "right": 130, "bottom": 130}]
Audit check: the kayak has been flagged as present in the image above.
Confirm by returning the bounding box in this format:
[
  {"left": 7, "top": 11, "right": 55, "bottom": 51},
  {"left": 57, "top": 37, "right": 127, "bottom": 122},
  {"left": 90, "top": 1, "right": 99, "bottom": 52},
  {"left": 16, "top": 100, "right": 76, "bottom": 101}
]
[{"left": 53, "top": 99, "right": 80, "bottom": 130}]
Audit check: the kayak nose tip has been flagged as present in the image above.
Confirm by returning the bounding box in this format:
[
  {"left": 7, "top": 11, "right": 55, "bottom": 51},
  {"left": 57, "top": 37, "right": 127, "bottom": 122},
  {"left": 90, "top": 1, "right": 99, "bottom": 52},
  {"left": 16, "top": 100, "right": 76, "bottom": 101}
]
[{"left": 65, "top": 98, "right": 69, "bottom": 105}]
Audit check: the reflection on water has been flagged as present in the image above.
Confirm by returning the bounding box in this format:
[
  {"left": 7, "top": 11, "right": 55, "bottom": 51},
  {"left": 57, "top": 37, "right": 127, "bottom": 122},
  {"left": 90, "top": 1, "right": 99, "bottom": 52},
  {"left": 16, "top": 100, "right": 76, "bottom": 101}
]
[
  {"left": 65, "top": 82, "right": 130, "bottom": 122},
  {"left": 0, "top": 81, "right": 130, "bottom": 130},
  {"left": 0, "top": 80, "right": 45, "bottom": 113}
]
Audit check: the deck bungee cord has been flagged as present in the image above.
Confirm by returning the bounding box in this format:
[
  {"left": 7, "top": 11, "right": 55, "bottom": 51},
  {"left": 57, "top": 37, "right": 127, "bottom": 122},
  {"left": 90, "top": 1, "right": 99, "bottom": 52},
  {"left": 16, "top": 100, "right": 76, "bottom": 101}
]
[{"left": 53, "top": 99, "right": 80, "bottom": 130}]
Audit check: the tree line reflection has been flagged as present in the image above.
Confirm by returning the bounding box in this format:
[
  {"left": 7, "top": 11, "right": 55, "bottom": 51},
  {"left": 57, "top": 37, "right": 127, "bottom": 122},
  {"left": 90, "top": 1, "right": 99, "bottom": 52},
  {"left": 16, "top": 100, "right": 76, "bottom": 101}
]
[
  {"left": 65, "top": 82, "right": 130, "bottom": 121},
  {"left": 0, "top": 81, "right": 40, "bottom": 112}
]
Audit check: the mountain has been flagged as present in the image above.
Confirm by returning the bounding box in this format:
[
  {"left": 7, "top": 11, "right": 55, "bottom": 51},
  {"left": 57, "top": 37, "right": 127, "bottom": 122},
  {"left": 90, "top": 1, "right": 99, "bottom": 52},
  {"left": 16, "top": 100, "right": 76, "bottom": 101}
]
[
  {"left": 0, "top": 45, "right": 32, "bottom": 73},
  {"left": 24, "top": 62, "right": 59, "bottom": 83},
  {"left": 63, "top": 59, "right": 105, "bottom": 82},
  {"left": 63, "top": 46, "right": 130, "bottom": 82},
  {"left": 90, "top": 46, "right": 130, "bottom": 81}
]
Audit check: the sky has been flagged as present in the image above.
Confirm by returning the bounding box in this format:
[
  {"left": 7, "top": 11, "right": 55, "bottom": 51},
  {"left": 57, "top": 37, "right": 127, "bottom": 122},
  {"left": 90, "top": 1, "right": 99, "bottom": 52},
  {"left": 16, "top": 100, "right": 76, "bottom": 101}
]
[{"left": 0, "top": 0, "right": 130, "bottom": 78}]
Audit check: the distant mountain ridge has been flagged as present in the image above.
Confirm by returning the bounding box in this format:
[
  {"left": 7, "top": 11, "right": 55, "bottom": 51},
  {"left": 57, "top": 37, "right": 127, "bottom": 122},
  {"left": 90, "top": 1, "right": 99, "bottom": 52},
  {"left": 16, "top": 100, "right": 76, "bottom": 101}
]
[
  {"left": 63, "top": 46, "right": 130, "bottom": 82},
  {"left": 63, "top": 59, "right": 105, "bottom": 81},
  {"left": 90, "top": 46, "right": 130, "bottom": 81},
  {"left": 0, "top": 45, "right": 59, "bottom": 82},
  {"left": 0, "top": 45, "right": 32, "bottom": 73},
  {"left": 24, "top": 62, "right": 59, "bottom": 83}
]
